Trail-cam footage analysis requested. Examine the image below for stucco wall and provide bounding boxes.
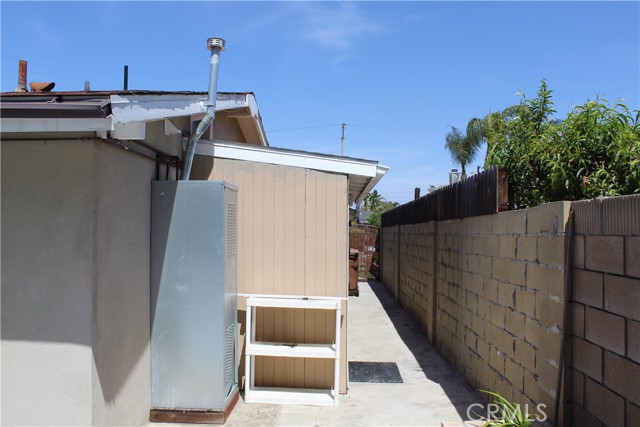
[2,139,155,426]
[90,142,154,425]
[2,140,95,426]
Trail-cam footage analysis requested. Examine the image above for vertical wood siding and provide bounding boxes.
[192,156,348,392]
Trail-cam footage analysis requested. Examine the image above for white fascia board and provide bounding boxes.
[0,117,112,133]
[195,140,379,178]
[246,94,269,146]
[354,164,389,205]
[110,93,249,124]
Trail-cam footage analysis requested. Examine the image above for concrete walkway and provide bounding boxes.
[154,281,482,427]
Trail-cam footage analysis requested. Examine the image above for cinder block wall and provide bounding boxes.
[570,195,640,427]
[380,201,571,422]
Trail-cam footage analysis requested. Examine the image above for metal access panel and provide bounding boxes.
[151,180,238,411]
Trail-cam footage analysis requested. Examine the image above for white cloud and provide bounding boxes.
[293,2,383,50]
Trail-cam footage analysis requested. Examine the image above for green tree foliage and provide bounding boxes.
[484,80,640,208]
[363,189,383,211]
[444,118,485,178]
[362,190,398,226]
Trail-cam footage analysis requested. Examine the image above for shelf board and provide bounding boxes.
[247,297,339,310]
[246,387,336,407]
[246,342,336,359]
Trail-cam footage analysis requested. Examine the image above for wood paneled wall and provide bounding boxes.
[192,156,349,392]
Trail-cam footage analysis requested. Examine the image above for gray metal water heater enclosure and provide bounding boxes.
[151,181,238,411]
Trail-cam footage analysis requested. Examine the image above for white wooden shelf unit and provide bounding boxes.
[244,296,342,407]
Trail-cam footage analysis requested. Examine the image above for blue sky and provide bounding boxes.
[2,1,639,203]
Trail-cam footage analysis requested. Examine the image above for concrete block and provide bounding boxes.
[604,350,640,406]
[485,322,500,348]
[573,269,603,308]
[572,198,602,235]
[571,403,601,427]
[573,303,585,338]
[477,255,492,278]
[573,234,585,269]
[464,328,478,352]
[505,357,524,391]
[497,283,516,307]
[572,369,584,406]
[498,330,516,358]
[584,377,625,427]
[516,236,537,262]
[602,194,640,236]
[629,320,640,364]
[476,297,490,322]
[465,291,478,313]
[471,236,485,255]
[536,327,561,365]
[527,201,571,235]
[485,236,499,257]
[527,263,564,300]
[535,294,564,330]
[538,235,565,267]
[506,209,527,235]
[515,340,535,373]
[492,258,526,286]
[523,369,539,403]
[585,307,625,356]
[628,401,640,427]
[604,275,640,321]
[525,317,543,346]
[572,336,603,382]
[627,236,640,278]
[484,279,498,303]
[515,288,536,317]
[492,213,508,235]
[476,337,489,361]
[490,303,506,328]
[536,356,559,392]
[585,235,624,275]
[494,377,516,403]
[499,235,517,259]
[505,310,526,338]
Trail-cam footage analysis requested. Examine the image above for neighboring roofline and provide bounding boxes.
[1,91,269,146]
[195,139,388,204]
[0,90,254,98]
[1,117,112,133]
[196,139,379,176]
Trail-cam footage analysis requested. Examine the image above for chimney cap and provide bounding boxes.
[207,37,225,51]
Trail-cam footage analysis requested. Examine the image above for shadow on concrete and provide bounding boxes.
[367,279,484,421]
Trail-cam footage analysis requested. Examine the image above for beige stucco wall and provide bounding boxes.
[90,142,154,425]
[2,140,95,426]
[192,156,349,393]
[2,139,155,426]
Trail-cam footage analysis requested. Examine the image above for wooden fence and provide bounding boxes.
[381,167,508,227]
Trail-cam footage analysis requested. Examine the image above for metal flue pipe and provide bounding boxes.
[182,37,225,180]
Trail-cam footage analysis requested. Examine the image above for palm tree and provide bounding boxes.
[363,190,383,211]
[444,118,484,179]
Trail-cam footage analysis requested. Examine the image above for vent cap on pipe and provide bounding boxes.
[207,38,225,51]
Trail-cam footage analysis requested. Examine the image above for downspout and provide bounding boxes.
[182,37,225,180]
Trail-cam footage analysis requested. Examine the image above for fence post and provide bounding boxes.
[430,220,438,344]
[394,224,400,301]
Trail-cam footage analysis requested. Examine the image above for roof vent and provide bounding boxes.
[207,37,225,51]
[29,82,56,92]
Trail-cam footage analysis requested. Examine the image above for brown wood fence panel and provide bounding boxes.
[382,167,507,226]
